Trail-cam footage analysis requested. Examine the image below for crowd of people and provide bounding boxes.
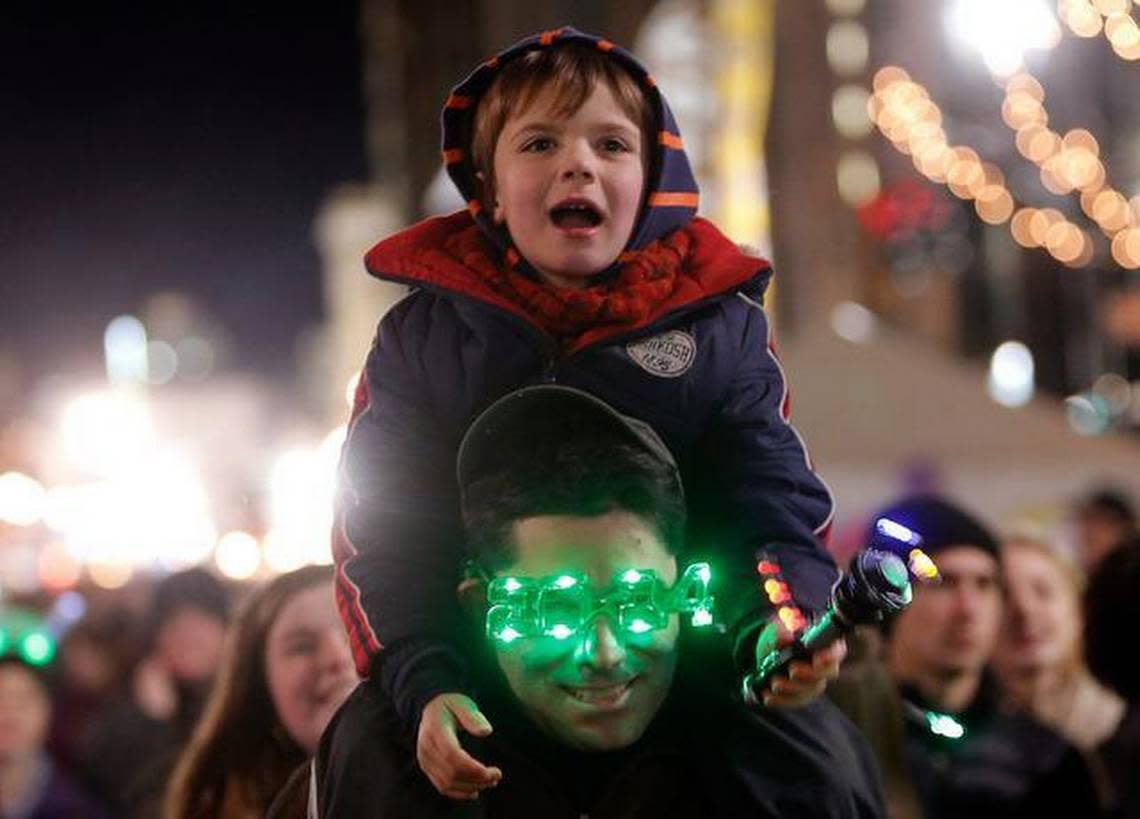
[5,24,1140,819]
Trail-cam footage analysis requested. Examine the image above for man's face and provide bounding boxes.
[491,81,646,289]
[491,509,678,751]
[889,546,1003,678]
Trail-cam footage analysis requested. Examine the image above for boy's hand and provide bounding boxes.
[417,693,503,800]
[754,620,847,708]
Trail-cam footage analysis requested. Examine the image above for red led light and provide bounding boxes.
[756,560,781,576]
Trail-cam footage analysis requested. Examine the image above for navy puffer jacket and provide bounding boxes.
[334,27,836,732]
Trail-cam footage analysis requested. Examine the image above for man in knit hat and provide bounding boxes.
[862,495,1100,819]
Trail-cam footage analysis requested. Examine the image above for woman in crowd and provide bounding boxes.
[165,564,357,819]
[0,655,110,819]
[995,536,1140,817]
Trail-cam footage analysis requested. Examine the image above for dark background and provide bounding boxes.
[1,2,369,381]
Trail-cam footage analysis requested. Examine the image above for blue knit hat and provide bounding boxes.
[865,495,999,560]
[440,26,699,278]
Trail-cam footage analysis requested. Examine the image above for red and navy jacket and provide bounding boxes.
[334,27,837,732]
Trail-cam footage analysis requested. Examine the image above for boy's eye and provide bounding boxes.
[600,137,631,153]
[522,136,554,152]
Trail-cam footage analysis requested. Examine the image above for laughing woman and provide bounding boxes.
[165,565,358,819]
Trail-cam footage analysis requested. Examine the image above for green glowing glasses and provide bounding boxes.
[486,562,715,644]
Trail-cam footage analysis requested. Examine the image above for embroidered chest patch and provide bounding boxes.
[625,330,696,378]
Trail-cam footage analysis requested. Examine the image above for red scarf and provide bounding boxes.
[471,230,691,347]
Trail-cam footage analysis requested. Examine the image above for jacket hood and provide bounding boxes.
[440,26,699,276]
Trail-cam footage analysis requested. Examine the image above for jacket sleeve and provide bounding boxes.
[689,291,838,671]
[333,295,472,734]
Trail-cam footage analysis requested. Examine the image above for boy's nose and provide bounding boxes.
[560,143,596,180]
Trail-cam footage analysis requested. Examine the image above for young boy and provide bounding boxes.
[335,27,842,797]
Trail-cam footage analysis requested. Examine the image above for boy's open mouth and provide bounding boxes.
[550,201,604,230]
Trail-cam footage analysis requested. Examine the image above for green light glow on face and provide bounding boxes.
[485,562,715,644]
[926,711,966,739]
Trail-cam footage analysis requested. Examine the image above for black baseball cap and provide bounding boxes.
[457,385,682,518]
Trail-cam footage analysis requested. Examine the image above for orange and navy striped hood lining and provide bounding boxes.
[440,26,699,276]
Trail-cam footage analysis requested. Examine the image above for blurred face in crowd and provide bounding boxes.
[0,663,50,762]
[889,546,1003,679]
[264,583,357,755]
[492,509,678,751]
[1076,509,1130,572]
[156,607,228,683]
[997,543,1081,676]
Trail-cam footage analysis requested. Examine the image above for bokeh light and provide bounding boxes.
[988,341,1035,407]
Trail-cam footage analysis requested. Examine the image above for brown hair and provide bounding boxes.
[164,565,333,819]
[470,40,655,209]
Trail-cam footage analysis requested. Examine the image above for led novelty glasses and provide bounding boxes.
[486,562,715,644]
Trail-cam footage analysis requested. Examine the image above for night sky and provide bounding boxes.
[1,2,368,385]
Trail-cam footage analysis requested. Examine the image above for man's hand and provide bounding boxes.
[753,620,847,708]
[417,693,502,800]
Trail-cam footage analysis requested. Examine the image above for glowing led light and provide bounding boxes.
[21,633,55,666]
[927,711,966,739]
[556,575,579,589]
[548,624,574,640]
[628,619,653,634]
[909,549,940,580]
[696,565,711,584]
[503,578,522,593]
[497,626,521,643]
[988,340,1035,407]
[777,606,807,632]
[756,560,780,576]
[692,608,714,627]
[876,518,922,546]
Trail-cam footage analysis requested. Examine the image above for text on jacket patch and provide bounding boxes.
[625,330,696,378]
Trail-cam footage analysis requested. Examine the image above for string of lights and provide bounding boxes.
[868,67,1096,269]
[1058,0,1140,61]
[999,71,1140,268]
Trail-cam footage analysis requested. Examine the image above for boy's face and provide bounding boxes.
[491,82,647,289]
[491,509,678,751]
